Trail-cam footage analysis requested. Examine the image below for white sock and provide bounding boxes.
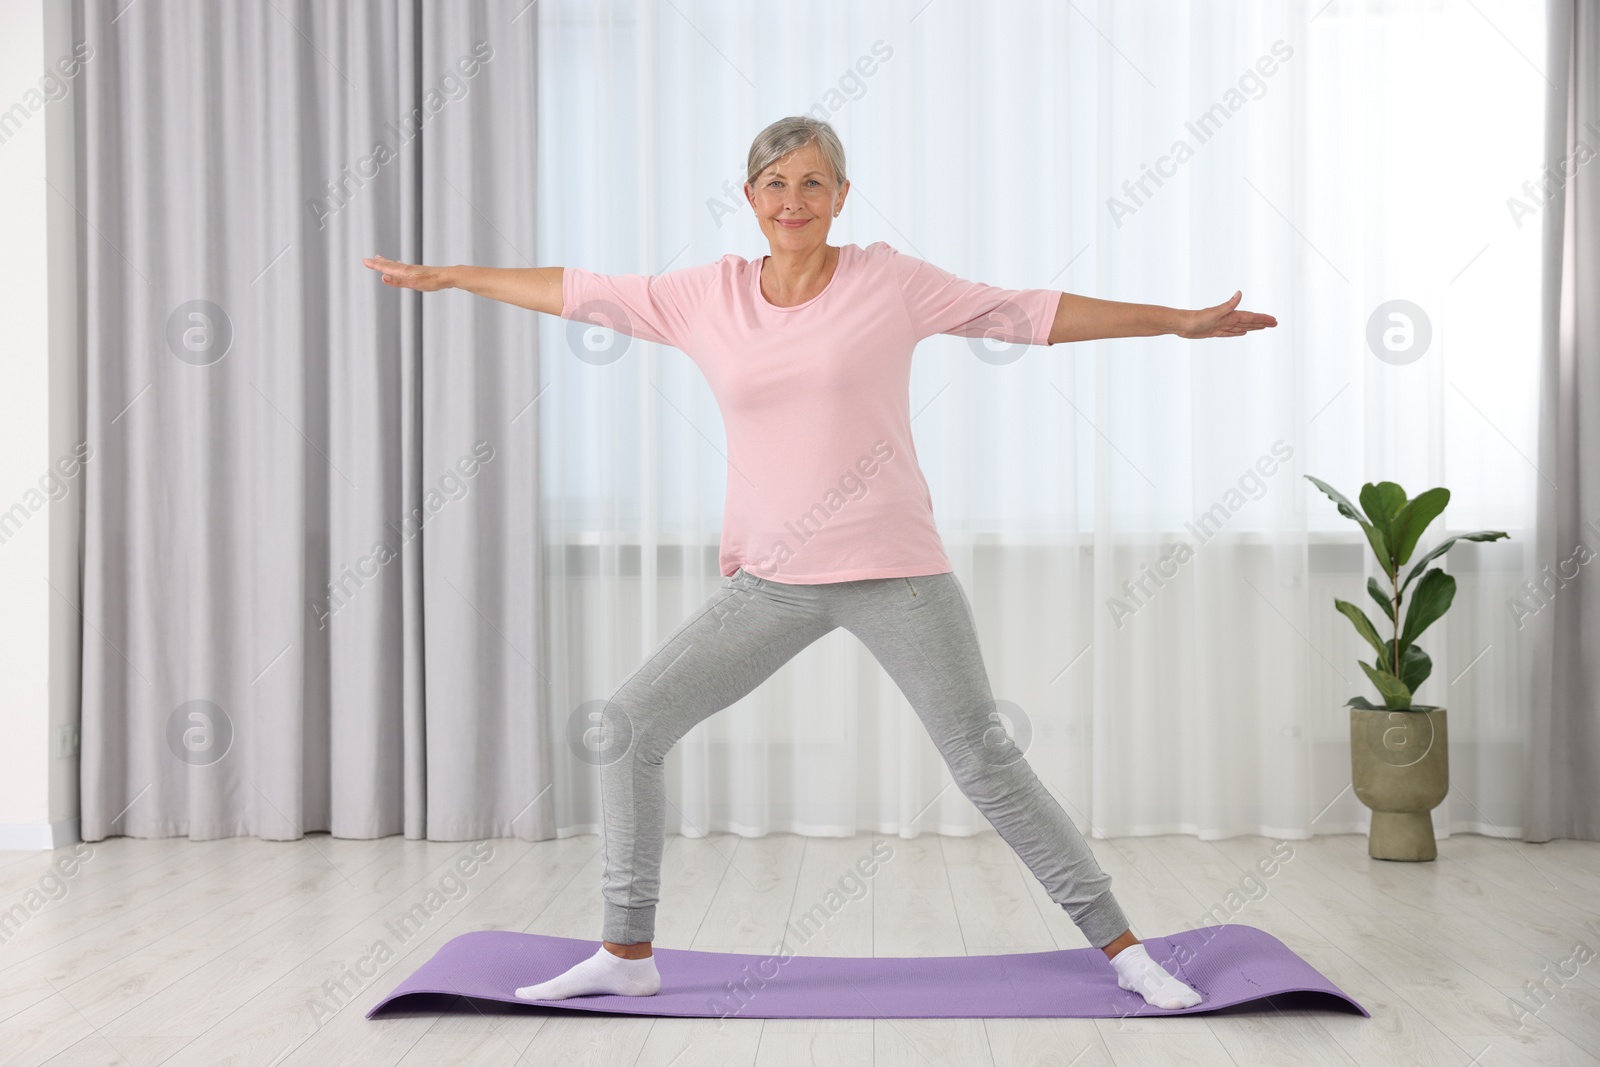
[515,944,661,1000]
[1109,942,1202,1010]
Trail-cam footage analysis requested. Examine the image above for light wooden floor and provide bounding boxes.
[0,828,1596,1066]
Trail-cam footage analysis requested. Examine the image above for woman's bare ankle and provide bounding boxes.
[603,940,653,959]
[1100,929,1140,961]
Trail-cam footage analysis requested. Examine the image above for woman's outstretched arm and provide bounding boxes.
[1046,289,1277,344]
[362,255,564,316]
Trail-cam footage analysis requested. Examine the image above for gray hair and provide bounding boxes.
[745,116,848,191]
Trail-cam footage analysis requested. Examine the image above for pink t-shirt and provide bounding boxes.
[559,240,1061,584]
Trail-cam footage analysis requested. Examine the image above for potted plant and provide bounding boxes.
[1306,477,1509,861]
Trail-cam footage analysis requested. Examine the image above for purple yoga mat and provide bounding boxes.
[366,923,1366,1020]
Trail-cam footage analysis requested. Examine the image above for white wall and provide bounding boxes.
[0,0,83,850]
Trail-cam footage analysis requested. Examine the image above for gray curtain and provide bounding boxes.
[76,0,549,842]
[1527,0,1600,842]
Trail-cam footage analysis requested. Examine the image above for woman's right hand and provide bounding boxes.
[363,254,452,292]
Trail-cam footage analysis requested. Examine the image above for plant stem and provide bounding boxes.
[1391,560,1401,693]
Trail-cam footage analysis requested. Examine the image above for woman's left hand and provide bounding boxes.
[1178,291,1278,339]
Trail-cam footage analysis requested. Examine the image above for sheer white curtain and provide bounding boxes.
[533,0,1545,844]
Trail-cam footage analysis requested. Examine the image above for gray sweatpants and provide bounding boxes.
[596,566,1131,949]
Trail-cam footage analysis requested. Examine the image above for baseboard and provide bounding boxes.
[0,818,82,850]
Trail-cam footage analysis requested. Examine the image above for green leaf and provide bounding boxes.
[1397,644,1432,693]
[1367,576,1395,626]
[1335,598,1389,665]
[1361,524,1391,571]
[1304,475,1367,525]
[1400,568,1457,650]
[1359,481,1408,525]
[1359,659,1412,709]
[1345,695,1383,710]
[1401,530,1511,594]
[1307,476,1391,570]
[1359,482,1409,567]
[1389,487,1449,567]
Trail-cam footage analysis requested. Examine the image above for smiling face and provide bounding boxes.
[744,139,849,257]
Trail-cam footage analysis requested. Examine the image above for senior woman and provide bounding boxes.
[363,115,1275,1011]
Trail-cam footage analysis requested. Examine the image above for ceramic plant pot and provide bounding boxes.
[1349,708,1449,861]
